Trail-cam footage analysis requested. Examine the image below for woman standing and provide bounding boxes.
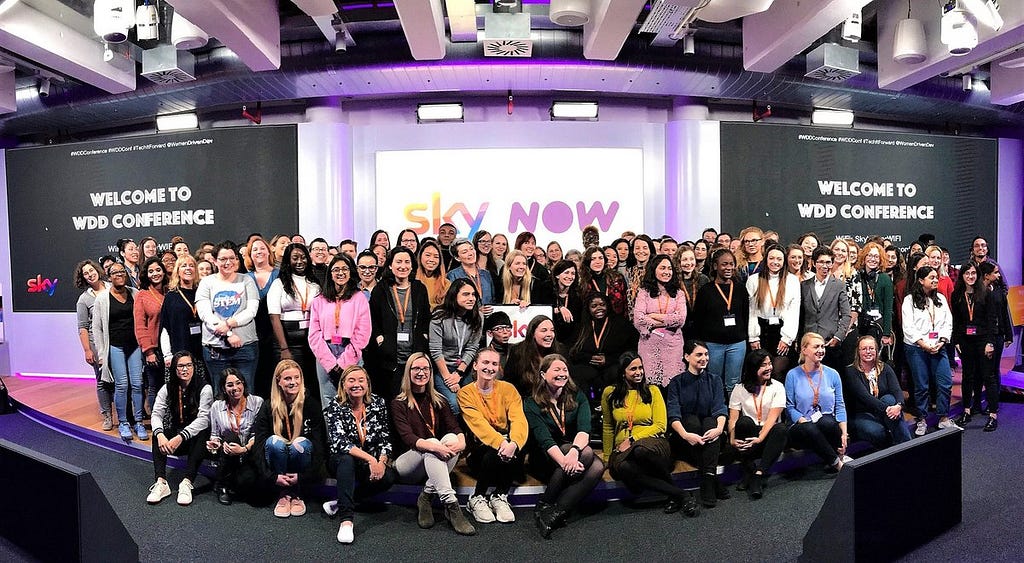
[429,279,483,413]
[855,242,894,351]
[356,250,379,300]
[447,238,496,310]
[545,242,564,265]
[515,231,550,285]
[323,365,397,544]
[902,266,955,436]
[309,254,371,410]
[397,229,420,254]
[491,233,509,271]
[196,243,261,390]
[693,240,710,277]
[602,352,696,516]
[691,249,749,396]
[457,348,528,525]
[75,260,113,430]
[391,354,475,535]
[633,255,687,387]
[118,238,142,289]
[570,294,637,400]
[524,354,604,538]
[785,245,805,280]
[246,237,279,398]
[418,240,450,311]
[499,250,537,307]
[93,262,146,442]
[369,229,391,254]
[843,336,911,448]
[206,368,264,505]
[251,360,326,519]
[367,247,431,400]
[625,235,656,315]
[146,351,213,506]
[159,255,204,366]
[728,350,788,499]
[140,236,158,262]
[134,257,168,414]
[735,226,764,283]
[473,230,500,282]
[974,261,1012,431]
[577,246,627,317]
[746,245,800,380]
[549,260,582,345]
[267,243,321,400]
[785,333,851,471]
[797,233,820,281]
[676,246,709,343]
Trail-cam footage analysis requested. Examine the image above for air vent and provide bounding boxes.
[482,12,533,57]
[483,39,532,57]
[805,43,859,82]
[141,45,197,84]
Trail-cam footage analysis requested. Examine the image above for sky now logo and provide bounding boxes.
[26,275,58,296]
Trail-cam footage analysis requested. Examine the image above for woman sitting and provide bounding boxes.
[147,351,214,506]
[206,367,264,505]
[391,354,475,535]
[251,360,326,519]
[323,365,397,544]
[784,333,852,472]
[457,348,528,525]
[523,354,605,538]
[843,335,911,448]
[728,350,788,500]
[666,340,729,508]
[602,352,697,516]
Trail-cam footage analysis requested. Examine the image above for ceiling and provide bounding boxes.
[1,0,1023,143]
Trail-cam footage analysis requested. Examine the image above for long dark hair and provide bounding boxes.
[641,254,679,298]
[509,315,557,384]
[417,239,446,279]
[570,293,609,358]
[369,229,391,252]
[278,242,312,299]
[741,349,773,394]
[607,351,652,408]
[138,256,166,290]
[754,244,788,309]
[321,253,359,302]
[167,351,208,427]
[910,266,943,310]
[216,367,250,401]
[380,246,419,286]
[433,278,483,333]
[473,230,498,273]
[626,235,656,268]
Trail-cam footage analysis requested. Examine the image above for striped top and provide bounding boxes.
[209,395,265,443]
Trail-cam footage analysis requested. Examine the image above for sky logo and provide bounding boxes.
[27,275,59,296]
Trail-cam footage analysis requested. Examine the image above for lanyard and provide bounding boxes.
[413,400,436,437]
[177,388,184,423]
[178,289,196,318]
[297,279,310,313]
[591,278,607,295]
[392,285,411,325]
[657,291,673,314]
[802,365,822,407]
[334,300,343,331]
[966,293,974,322]
[766,277,778,312]
[592,318,608,350]
[926,301,936,331]
[148,286,165,307]
[229,397,247,433]
[752,385,764,424]
[560,292,570,309]
[624,393,638,437]
[549,403,566,435]
[714,281,734,312]
[865,368,879,397]
[466,270,482,299]
[353,406,367,446]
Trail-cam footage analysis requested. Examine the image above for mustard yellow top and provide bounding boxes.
[601,385,667,458]
[457,380,529,450]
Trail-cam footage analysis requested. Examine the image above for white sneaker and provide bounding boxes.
[488,493,515,523]
[177,478,194,506]
[337,522,354,544]
[147,479,171,504]
[840,455,854,464]
[322,499,339,516]
[467,494,496,523]
[914,419,927,437]
[937,419,961,430]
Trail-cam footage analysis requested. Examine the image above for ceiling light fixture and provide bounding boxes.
[93,0,134,44]
[156,112,199,131]
[416,103,464,123]
[811,108,854,127]
[940,2,978,57]
[893,1,927,65]
[842,10,862,43]
[962,0,1002,31]
[550,101,598,121]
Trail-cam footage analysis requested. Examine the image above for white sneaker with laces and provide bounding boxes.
[937,419,961,430]
[147,479,171,504]
[914,419,927,437]
[489,493,515,523]
[177,478,194,506]
[467,494,496,523]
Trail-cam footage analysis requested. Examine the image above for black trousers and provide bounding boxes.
[538,444,605,511]
[733,415,788,474]
[960,339,999,413]
[788,415,841,467]
[670,414,723,474]
[152,428,210,481]
[467,445,523,496]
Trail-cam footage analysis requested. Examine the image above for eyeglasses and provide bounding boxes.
[217,256,238,263]
[816,260,833,266]
[490,325,513,332]
[357,265,378,271]
[410,366,430,373]
[176,363,193,370]
[331,267,350,274]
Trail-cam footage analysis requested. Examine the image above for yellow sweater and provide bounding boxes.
[601,386,667,458]
[457,380,529,450]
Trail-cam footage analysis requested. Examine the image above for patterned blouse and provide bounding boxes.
[323,394,393,459]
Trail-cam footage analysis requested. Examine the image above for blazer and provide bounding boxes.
[800,276,851,343]
[365,280,431,373]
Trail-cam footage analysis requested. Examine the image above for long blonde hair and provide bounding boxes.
[270,360,305,442]
[395,352,446,411]
[501,250,533,304]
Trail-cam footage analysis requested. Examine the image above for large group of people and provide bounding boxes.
[70,225,1013,542]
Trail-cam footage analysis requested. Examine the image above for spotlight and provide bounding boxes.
[941,2,978,56]
[135,0,159,41]
[37,77,50,97]
[842,10,862,43]
[962,74,973,91]
[335,30,347,52]
[93,0,133,43]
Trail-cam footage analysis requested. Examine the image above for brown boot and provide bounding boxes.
[444,502,477,536]
[417,491,435,529]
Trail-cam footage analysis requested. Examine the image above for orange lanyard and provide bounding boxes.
[178,290,196,318]
[466,270,483,298]
[802,365,822,407]
[680,280,695,309]
[592,319,608,350]
[297,280,310,313]
[177,388,184,422]
[229,397,246,433]
[353,406,367,446]
[657,292,672,314]
[334,300,343,331]
[927,301,936,331]
[624,393,638,436]
[591,279,607,296]
[561,292,570,309]
[714,281,734,312]
[767,279,778,311]
[550,403,566,435]
[148,287,165,307]
[413,400,436,437]
[752,385,764,424]
[391,285,411,325]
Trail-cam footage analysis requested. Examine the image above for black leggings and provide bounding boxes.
[539,444,605,511]
[468,445,523,497]
[733,416,788,474]
[788,415,841,466]
[152,428,210,481]
[671,415,723,474]
[611,444,685,500]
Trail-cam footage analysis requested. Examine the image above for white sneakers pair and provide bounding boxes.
[467,494,515,523]
[146,478,193,506]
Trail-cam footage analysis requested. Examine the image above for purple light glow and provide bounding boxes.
[15,372,96,381]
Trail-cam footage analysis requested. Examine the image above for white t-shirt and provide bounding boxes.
[267,276,321,321]
[729,381,786,425]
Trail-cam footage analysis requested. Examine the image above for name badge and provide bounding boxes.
[965,325,977,336]
[767,316,781,326]
[189,323,202,335]
[928,331,939,340]
[809,410,823,423]
[331,335,344,345]
[397,332,411,343]
[298,320,309,330]
[723,314,737,327]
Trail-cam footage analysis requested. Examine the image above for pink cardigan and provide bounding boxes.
[307,292,371,372]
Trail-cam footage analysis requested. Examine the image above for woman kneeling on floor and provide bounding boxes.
[391,353,475,535]
[251,360,326,519]
[323,365,397,544]
[524,354,605,538]
[147,351,214,506]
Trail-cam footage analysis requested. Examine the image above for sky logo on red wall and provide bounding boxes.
[27,275,59,296]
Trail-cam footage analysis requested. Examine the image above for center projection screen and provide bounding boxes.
[720,123,997,259]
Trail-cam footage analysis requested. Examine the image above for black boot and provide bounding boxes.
[700,474,717,508]
[714,475,731,500]
[736,460,755,491]
[749,473,764,500]
[214,483,232,506]
[681,490,700,517]
[534,503,567,539]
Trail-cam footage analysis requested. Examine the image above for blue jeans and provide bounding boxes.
[706,340,746,398]
[92,359,114,416]
[905,344,952,417]
[434,372,461,415]
[110,345,143,424]
[315,342,347,411]
[204,342,258,391]
[849,394,912,447]
[264,435,313,475]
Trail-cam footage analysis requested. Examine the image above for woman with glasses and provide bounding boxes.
[734,227,764,284]
[309,253,371,410]
[93,262,146,442]
[355,249,379,300]
[146,351,213,506]
[397,229,420,254]
[196,242,261,390]
[473,230,501,284]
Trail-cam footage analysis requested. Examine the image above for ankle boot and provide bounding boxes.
[534,504,568,539]
[417,491,435,528]
[444,502,476,535]
[749,473,764,499]
[681,490,700,517]
[700,474,717,508]
[714,475,731,500]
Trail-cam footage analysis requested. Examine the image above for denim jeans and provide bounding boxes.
[264,435,312,475]
[706,340,746,397]
[110,345,143,424]
[849,394,912,447]
[204,342,259,390]
[143,358,165,413]
[315,342,347,411]
[434,373,461,415]
[92,360,114,416]
[905,344,952,417]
